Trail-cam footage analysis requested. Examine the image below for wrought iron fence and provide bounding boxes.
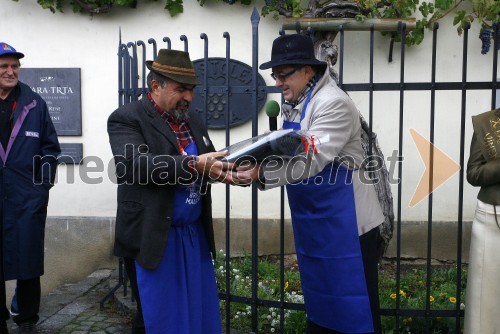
[109,8,499,334]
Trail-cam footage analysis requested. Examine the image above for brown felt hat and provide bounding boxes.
[145,49,200,85]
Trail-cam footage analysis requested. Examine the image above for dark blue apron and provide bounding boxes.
[135,142,221,334]
[283,91,374,333]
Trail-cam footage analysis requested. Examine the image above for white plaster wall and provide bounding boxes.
[2,0,494,222]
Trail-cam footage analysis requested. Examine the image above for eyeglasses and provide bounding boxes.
[271,67,301,82]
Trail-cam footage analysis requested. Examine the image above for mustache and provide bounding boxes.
[176,100,189,109]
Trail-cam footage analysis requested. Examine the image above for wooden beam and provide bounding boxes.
[282,17,416,32]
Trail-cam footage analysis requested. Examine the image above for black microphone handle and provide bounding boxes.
[269,117,277,131]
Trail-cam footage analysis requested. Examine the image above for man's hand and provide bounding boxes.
[195,151,236,184]
[230,160,262,186]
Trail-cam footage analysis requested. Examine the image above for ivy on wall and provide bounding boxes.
[15,0,499,54]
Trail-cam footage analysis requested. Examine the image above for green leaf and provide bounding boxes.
[115,0,138,6]
[485,1,500,23]
[419,2,429,17]
[355,14,367,22]
[453,10,466,25]
[165,0,183,17]
[434,0,453,10]
[412,27,425,44]
[37,0,56,10]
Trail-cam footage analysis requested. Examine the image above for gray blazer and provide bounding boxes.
[107,98,216,269]
[261,71,384,236]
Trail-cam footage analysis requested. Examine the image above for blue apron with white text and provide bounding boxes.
[135,142,221,334]
[283,92,374,333]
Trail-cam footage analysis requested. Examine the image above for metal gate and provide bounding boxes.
[110,8,499,334]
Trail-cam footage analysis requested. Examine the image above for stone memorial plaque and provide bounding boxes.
[19,68,82,136]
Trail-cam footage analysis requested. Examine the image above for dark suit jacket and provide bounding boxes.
[467,108,500,205]
[107,98,216,269]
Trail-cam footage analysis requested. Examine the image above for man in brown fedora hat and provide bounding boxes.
[241,33,385,333]
[108,49,248,334]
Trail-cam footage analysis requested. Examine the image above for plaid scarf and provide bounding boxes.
[281,73,320,118]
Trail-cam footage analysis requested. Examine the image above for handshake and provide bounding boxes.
[194,151,261,186]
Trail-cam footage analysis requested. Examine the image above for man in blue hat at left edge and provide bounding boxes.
[0,42,61,334]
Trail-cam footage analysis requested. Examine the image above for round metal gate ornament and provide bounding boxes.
[191,58,268,129]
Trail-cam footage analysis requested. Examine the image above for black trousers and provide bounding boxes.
[0,277,40,325]
[306,227,382,334]
[123,257,145,334]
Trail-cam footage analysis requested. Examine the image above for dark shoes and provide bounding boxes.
[17,323,37,334]
[0,321,8,334]
[131,324,146,334]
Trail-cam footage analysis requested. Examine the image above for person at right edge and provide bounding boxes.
[250,34,385,333]
[464,107,500,334]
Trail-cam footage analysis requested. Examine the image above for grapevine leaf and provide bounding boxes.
[453,10,466,26]
[165,0,183,17]
[434,0,453,10]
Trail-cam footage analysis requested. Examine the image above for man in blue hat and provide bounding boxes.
[0,42,60,334]
[251,34,385,333]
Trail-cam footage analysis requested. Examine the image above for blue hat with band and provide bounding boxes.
[0,42,24,59]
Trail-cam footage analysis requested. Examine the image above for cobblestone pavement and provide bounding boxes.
[6,269,135,334]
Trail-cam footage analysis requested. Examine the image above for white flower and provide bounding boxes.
[460,303,465,310]
[271,328,275,333]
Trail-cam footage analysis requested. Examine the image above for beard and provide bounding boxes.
[172,109,189,122]
[171,100,190,122]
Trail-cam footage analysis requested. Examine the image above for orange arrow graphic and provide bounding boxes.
[409,128,461,208]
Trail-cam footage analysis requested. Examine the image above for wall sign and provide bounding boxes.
[58,143,83,165]
[19,68,82,136]
[191,58,267,129]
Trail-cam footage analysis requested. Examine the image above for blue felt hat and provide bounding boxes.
[0,42,24,59]
[259,34,326,70]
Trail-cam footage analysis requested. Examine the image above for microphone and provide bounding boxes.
[265,100,280,131]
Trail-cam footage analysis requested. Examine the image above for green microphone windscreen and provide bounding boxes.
[265,100,280,118]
